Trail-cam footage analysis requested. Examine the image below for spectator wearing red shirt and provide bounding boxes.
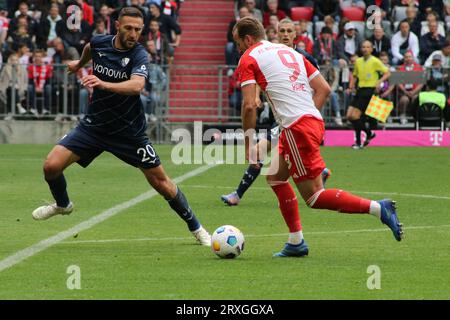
[396,50,424,124]
[263,0,286,28]
[294,20,313,54]
[76,0,94,26]
[27,49,53,115]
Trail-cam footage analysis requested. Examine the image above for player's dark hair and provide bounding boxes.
[118,6,143,20]
[234,16,265,41]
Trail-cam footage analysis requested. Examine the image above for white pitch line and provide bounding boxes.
[179,184,450,201]
[60,224,450,245]
[0,164,217,273]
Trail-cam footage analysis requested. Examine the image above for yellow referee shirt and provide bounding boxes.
[353,55,388,88]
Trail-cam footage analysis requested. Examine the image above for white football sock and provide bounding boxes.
[288,231,304,245]
[369,201,381,218]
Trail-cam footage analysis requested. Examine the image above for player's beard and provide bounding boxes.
[119,33,136,50]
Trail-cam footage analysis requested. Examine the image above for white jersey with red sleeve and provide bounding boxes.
[237,40,322,128]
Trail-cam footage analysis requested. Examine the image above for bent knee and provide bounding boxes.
[43,159,64,179]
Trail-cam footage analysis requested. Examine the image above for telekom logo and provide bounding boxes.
[430,132,443,146]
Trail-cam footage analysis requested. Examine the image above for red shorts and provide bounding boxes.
[278,116,326,184]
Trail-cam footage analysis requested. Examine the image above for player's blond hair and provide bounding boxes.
[234,16,265,41]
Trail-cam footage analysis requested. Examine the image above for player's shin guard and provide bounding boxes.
[46,174,70,208]
[307,189,371,214]
[167,187,201,231]
[270,181,302,232]
[235,163,262,199]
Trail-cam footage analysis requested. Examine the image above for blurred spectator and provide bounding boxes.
[228,68,241,115]
[51,37,80,63]
[420,11,446,37]
[0,5,9,51]
[397,50,424,124]
[149,3,181,49]
[314,26,339,65]
[314,0,339,21]
[418,0,445,21]
[391,20,419,65]
[225,6,251,66]
[377,51,396,101]
[92,17,107,36]
[404,5,421,37]
[145,39,159,63]
[424,41,450,68]
[27,49,52,115]
[339,0,366,10]
[268,14,279,29]
[0,52,28,115]
[36,3,62,50]
[96,4,114,35]
[55,4,92,56]
[420,20,446,63]
[337,22,362,63]
[266,25,278,42]
[322,15,338,39]
[244,0,263,22]
[8,1,38,39]
[294,20,313,54]
[17,42,30,64]
[368,25,391,59]
[141,60,167,123]
[263,0,286,28]
[428,54,448,93]
[322,58,344,125]
[76,0,94,26]
[148,18,172,65]
[6,15,35,53]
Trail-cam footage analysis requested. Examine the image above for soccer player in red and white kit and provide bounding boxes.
[233,17,403,257]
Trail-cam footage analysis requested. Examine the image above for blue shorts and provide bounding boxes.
[59,126,161,169]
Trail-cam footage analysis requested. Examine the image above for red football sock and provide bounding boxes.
[307,189,371,214]
[270,182,302,232]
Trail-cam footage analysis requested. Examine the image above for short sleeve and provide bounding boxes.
[376,57,388,74]
[131,48,149,78]
[237,55,257,87]
[302,55,319,81]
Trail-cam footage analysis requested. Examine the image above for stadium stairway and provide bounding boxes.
[168,0,235,122]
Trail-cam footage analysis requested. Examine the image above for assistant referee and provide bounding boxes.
[346,40,391,149]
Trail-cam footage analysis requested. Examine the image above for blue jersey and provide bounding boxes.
[80,35,149,137]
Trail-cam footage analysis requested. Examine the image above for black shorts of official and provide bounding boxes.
[58,125,161,169]
[350,87,375,112]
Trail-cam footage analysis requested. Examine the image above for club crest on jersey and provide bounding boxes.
[121,57,130,67]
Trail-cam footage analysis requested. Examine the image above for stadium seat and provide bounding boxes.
[392,6,407,22]
[416,103,445,130]
[341,7,365,22]
[290,7,314,21]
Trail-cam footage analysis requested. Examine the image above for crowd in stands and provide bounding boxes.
[0,0,181,121]
[227,0,450,127]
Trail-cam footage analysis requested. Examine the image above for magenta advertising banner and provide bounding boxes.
[324,130,450,147]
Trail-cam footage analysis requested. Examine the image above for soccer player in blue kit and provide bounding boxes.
[32,7,211,246]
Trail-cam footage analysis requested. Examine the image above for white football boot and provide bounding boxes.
[32,202,74,220]
[192,226,211,246]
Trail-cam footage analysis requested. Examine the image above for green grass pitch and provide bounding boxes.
[0,144,449,299]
